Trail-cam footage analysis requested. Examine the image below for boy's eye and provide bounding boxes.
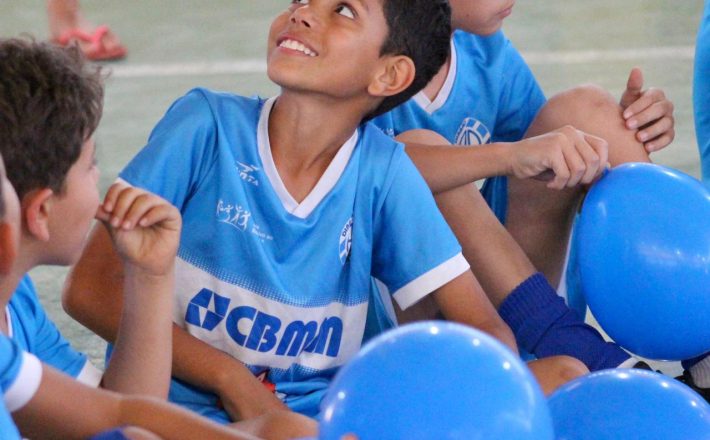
[336,4,355,19]
[291,0,309,4]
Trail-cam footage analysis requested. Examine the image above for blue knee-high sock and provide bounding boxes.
[499,272,630,371]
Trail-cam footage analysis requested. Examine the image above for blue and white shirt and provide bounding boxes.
[0,334,43,439]
[372,29,546,221]
[7,275,102,385]
[119,88,468,419]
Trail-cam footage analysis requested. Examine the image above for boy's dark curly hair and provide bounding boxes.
[0,38,104,198]
[367,0,451,120]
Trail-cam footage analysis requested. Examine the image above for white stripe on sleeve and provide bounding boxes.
[5,352,43,412]
[392,253,470,311]
[75,361,103,387]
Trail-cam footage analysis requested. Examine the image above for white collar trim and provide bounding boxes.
[257,97,359,219]
[412,38,458,114]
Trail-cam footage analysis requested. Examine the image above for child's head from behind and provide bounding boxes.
[449,0,514,35]
[0,38,103,266]
[267,0,451,120]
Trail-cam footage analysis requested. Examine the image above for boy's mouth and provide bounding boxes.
[277,37,318,57]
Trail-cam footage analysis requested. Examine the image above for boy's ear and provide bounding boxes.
[0,222,17,275]
[21,188,54,242]
[368,55,416,98]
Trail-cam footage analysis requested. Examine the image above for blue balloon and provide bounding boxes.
[549,369,710,439]
[576,163,710,360]
[319,322,553,440]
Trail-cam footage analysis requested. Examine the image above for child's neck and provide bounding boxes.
[268,92,365,203]
[421,54,452,103]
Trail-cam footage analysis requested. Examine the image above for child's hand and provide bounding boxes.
[96,183,181,276]
[620,67,675,153]
[507,125,609,190]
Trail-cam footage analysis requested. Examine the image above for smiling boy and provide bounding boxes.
[64,0,586,423]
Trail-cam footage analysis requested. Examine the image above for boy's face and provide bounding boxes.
[45,138,100,265]
[449,0,514,35]
[266,0,390,99]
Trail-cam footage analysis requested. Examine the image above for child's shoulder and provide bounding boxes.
[175,87,265,117]
[359,122,407,161]
[452,29,515,62]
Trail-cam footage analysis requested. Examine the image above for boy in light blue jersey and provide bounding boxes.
[370,0,677,373]
[64,0,587,424]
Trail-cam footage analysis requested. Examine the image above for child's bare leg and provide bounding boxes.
[527,356,589,396]
[47,0,124,54]
[506,85,651,287]
[230,409,318,440]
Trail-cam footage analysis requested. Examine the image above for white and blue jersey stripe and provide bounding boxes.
[0,334,44,439]
[119,88,468,419]
[8,275,101,386]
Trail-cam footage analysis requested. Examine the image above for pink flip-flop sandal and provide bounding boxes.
[52,25,127,61]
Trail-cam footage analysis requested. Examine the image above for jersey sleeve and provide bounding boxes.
[9,276,89,380]
[0,335,43,412]
[494,40,546,142]
[119,88,219,208]
[371,148,470,310]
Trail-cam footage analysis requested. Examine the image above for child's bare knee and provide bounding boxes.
[551,355,589,382]
[533,84,621,134]
[395,128,451,146]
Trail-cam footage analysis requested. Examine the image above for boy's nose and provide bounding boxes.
[290,6,316,28]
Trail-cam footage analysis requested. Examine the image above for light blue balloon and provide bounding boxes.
[549,369,710,439]
[319,321,553,440]
[576,163,710,360]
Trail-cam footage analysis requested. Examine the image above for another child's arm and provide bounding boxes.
[63,225,287,421]
[402,125,609,193]
[89,183,180,398]
[432,271,518,353]
[620,67,675,153]
[12,362,261,440]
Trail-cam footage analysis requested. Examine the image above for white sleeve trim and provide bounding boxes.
[75,361,103,387]
[392,253,470,310]
[5,352,43,412]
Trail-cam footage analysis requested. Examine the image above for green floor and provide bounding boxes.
[1,0,703,370]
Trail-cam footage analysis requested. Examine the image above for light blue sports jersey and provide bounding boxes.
[372,29,546,222]
[0,334,44,439]
[119,88,469,420]
[7,275,99,384]
[695,0,710,187]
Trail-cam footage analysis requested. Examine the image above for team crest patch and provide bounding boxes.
[454,117,491,146]
[339,217,353,265]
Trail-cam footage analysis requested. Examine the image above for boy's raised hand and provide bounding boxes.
[620,67,675,153]
[507,125,609,190]
[95,183,181,276]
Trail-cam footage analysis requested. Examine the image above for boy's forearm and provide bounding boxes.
[434,271,519,354]
[102,265,175,397]
[118,396,262,440]
[171,325,288,420]
[15,364,259,440]
[404,142,513,193]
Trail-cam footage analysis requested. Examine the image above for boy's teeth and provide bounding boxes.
[280,39,316,56]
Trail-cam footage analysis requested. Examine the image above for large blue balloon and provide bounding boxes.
[575,163,710,360]
[549,368,710,439]
[319,322,553,440]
